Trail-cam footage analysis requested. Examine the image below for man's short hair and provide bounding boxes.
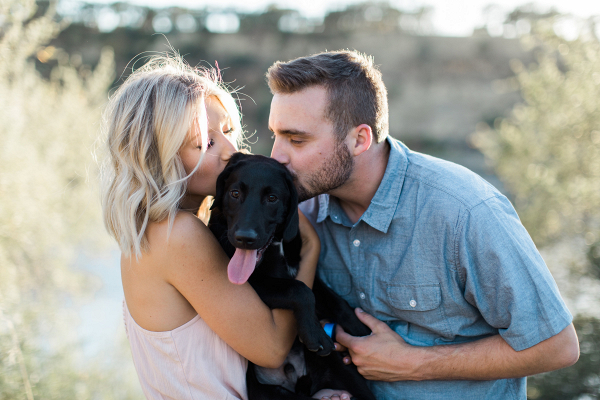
[266,50,389,143]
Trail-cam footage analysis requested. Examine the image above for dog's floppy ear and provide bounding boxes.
[210,152,246,211]
[282,170,299,243]
[210,168,229,211]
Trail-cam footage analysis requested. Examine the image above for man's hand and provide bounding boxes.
[336,308,580,382]
[335,308,418,381]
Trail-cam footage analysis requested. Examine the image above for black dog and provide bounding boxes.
[209,153,375,400]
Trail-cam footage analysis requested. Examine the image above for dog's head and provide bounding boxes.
[211,153,299,284]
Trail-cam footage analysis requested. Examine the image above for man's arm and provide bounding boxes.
[335,308,579,382]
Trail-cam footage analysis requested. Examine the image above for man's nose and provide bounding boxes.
[270,137,289,165]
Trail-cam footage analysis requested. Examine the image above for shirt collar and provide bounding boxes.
[316,136,408,233]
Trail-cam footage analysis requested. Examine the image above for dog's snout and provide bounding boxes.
[234,229,259,247]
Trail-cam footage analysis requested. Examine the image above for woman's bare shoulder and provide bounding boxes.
[146,212,215,251]
[122,211,213,331]
[142,211,225,273]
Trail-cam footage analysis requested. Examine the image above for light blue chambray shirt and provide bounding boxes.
[299,137,572,400]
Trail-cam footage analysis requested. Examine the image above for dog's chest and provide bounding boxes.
[258,241,299,280]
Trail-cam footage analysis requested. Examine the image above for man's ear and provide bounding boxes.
[348,124,373,156]
[210,152,246,211]
[282,170,299,243]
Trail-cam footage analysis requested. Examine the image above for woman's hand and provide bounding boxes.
[312,389,352,400]
[295,209,320,289]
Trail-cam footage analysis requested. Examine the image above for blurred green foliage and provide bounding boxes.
[527,316,600,399]
[472,15,600,399]
[472,18,600,250]
[0,0,140,398]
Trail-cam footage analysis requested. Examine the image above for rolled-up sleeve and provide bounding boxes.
[456,195,572,351]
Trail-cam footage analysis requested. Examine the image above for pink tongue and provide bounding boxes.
[228,248,257,284]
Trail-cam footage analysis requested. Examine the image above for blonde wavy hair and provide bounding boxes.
[100,55,242,258]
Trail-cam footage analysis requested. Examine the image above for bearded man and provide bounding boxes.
[267,50,579,400]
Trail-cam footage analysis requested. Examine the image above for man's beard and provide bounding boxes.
[293,141,354,202]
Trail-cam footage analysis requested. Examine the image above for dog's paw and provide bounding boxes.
[297,320,335,356]
[344,321,371,338]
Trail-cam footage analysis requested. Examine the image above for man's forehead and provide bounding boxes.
[269,89,329,132]
[271,86,328,108]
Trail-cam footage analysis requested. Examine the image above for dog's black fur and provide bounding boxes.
[209,153,375,400]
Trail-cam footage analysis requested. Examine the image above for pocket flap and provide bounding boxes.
[387,284,441,311]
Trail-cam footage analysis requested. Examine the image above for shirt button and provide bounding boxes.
[359,292,366,300]
[409,299,417,308]
[353,239,360,247]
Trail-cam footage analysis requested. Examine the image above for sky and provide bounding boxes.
[90,0,600,36]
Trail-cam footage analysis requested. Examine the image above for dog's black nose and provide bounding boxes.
[234,229,259,247]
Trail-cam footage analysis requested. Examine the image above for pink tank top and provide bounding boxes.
[123,301,248,399]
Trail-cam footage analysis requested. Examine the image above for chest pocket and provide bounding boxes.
[386,283,452,338]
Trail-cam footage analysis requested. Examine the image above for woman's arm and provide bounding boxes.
[294,210,320,289]
[155,211,320,368]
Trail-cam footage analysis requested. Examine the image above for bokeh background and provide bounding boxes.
[1,0,599,398]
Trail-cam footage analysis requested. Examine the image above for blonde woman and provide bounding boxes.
[100,56,326,399]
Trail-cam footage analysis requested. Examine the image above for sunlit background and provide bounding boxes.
[1,0,600,398]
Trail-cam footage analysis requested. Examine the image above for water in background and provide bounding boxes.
[75,246,125,358]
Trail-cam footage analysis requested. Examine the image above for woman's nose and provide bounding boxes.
[222,137,236,161]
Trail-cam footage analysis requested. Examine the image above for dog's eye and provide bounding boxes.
[267,195,278,203]
[230,190,240,199]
